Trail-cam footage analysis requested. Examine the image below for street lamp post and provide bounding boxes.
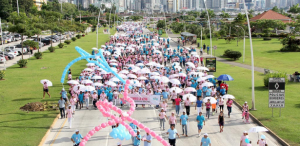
[97,1,102,49]
[243,0,255,110]
[236,25,245,63]
[203,0,213,57]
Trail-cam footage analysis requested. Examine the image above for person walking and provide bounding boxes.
[180,111,189,137]
[195,97,203,115]
[143,132,152,146]
[207,46,210,54]
[60,88,68,102]
[175,96,181,116]
[205,99,211,119]
[133,130,141,146]
[166,125,180,146]
[84,91,90,109]
[200,47,203,55]
[67,105,73,128]
[70,96,77,114]
[159,108,168,130]
[226,99,233,118]
[242,101,249,119]
[130,122,138,143]
[203,44,206,52]
[58,97,66,119]
[219,97,224,111]
[43,82,51,99]
[200,133,211,146]
[71,130,83,146]
[218,111,224,133]
[92,91,98,109]
[169,112,177,128]
[184,97,191,116]
[257,135,267,146]
[240,131,249,146]
[196,112,205,136]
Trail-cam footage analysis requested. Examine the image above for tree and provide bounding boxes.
[234,13,247,24]
[200,10,216,20]
[0,0,13,20]
[219,11,230,19]
[272,6,280,13]
[288,4,300,13]
[252,19,286,38]
[8,12,31,59]
[157,20,166,29]
[248,9,254,15]
[43,11,61,47]
[29,5,39,15]
[12,0,34,14]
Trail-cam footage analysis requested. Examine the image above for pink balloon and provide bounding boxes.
[127,111,133,116]
[156,136,163,142]
[95,126,101,131]
[89,130,95,135]
[138,123,145,129]
[84,136,89,141]
[101,123,107,128]
[132,120,138,125]
[150,131,156,137]
[130,106,135,111]
[112,106,117,111]
[130,131,135,136]
[114,118,120,123]
[79,142,85,146]
[120,121,126,125]
[116,108,122,114]
[108,120,113,126]
[145,128,150,133]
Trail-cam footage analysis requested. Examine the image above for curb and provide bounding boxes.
[38,114,60,146]
[232,100,290,146]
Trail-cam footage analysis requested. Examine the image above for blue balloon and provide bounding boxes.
[125,133,131,140]
[245,138,250,144]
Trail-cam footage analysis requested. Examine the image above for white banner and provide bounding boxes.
[128,94,160,105]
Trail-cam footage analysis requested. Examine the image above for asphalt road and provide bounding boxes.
[42,27,282,146]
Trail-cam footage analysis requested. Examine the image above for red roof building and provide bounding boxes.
[250,10,293,23]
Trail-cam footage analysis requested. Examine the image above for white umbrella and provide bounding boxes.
[197,77,207,82]
[160,76,170,83]
[137,76,148,80]
[248,126,269,140]
[105,81,117,86]
[110,77,120,82]
[154,50,162,54]
[133,82,142,87]
[153,43,159,46]
[146,62,157,66]
[186,63,195,68]
[172,62,180,66]
[127,74,137,79]
[118,74,128,79]
[110,63,118,66]
[203,97,217,104]
[110,59,118,63]
[151,72,160,76]
[81,80,93,84]
[103,51,111,55]
[91,76,102,80]
[101,45,106,48]
[136,63,144,66]
[119,70,129,74]
[93,83,103,87]
[92,47,98,50]
[169,74,179,79]
[202,82,214,87]
[184,87,196,92]
[191,52,198,55]
[170,87,183,93]
[67,80,79,85]
[86,63,95,66]
[73,84,85,91]
[186,62,194,66]
[83,86,95,91]
[84,68,93,72]
[111,67,118,72]
[139,69,151,74]
[182,94,197,102]
[40,79,53,86]
[170,79,180,85]
[100,71,110,74]
[222,94,235,99]
[174,66,182,70]
[206,75,215,79]
[150,76,160,80]
[197,66,209,71]
[178,73,187,77]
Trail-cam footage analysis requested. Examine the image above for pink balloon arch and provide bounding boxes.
[79,80,170,146]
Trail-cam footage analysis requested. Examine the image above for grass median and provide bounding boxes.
[214,61,300,145]
[0,28,115,146]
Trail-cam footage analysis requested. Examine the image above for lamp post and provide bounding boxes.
[243,0,255,110]
[96,0,102,49]
[203,0,213,57]
[17,0,19,16]
[236,25,245,63]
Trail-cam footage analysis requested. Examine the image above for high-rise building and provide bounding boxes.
[167,0,173,12]
[34,0,47,10]
[265,0,271,8]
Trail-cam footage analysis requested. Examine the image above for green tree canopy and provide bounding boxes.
[0,0,13,20]
[157,20,166,29]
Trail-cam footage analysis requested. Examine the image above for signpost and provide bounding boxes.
[205,57,216,72]
[158,29,162,35]
[268,78,285,117]
[213,45,217,56]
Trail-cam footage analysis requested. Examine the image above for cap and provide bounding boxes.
[245,101,247,103]
[75,129,79,132]
[62,88,65,91]
[204,133,208,136]
[244,131,248,133]
[183,111,185,113]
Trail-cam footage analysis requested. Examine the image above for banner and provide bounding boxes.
[128,94,160,105]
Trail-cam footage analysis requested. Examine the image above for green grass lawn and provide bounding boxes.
[214,61,300,145]
[198,38,300,73]
[0,28,115,146]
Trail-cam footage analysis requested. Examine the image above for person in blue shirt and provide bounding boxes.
[130,122,138,143]
[202,86,207,98]
[196,87,202,98]
[206,87,212,97]
[143,132,152,146]
[200,133,211,146]
[78,91,84,109]
[97,87,101,99]
[107,91,113,102]
[180,111,189,137]
[167,125,180,146]
[162,90,169,101]
[220,86,226,96]
[207,45,210,54]
[196,112,205,136]
[195,97,203,115]
[71,130,83,146]
[133,130,141,146]
[60,88,67,102]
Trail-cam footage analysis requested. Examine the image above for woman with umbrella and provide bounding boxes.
[43,82,51,99]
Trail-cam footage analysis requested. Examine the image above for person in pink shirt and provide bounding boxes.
[240,131,249,146]
[226,99,233,118]
[184,97,191,116]
[100,91,106,101]
[92,92,98,109]
[160,101,168,112]
[70,96,77,113]
[66,105,73,128]
[169,112,177,128]
[159,109,168,130]
[218,97,224,112]
[84,91,90,109]
[171,90,177,106]
[43,82,51,99]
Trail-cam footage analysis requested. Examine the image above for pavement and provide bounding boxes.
[41,27,282,146]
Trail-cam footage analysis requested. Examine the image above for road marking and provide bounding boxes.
[50,118,67,146]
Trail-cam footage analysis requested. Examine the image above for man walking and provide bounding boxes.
[133,130,141,146]
[175,96,181,116]
[196,112,205,136]
[195,97,203,115]
[180,111,189,137]
[143,132,152,146]
[71,130,83,146]
[58,97,66,119]
[200,133,211,146]
[166,125,180,146]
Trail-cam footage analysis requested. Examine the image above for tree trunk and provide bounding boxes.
[21,34,23,59]
[38,34,40,53]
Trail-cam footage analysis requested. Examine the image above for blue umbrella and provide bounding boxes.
[217,74,234,81]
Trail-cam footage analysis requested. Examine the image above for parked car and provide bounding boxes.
[4,47,18,57]
[57,34,66,40]
[41,38,51,45]
[0,55,7,63]
[0,52,15,60]
[14,34,26,41]
[6,35,15,43]
[14,45,29,55]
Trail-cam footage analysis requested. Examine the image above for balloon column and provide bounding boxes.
[79,80,170,146]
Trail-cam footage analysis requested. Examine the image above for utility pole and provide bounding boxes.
[97,0,102,49]
[17,0,19,16]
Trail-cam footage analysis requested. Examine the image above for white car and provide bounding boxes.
[0,55,6,63]
[4,47,18,57]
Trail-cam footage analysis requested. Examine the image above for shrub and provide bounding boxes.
[76,34,81,39]
[71,37,77,41]
[34,52,43,59]
[223,49,232,57]
[58,43,64,48]
[263,72,288,87]
[48,47,55,52]
[17,59,28,68]
[0,70,5,80]
[263,37,272,41]
[227,51,242,60]
[64,40,71,44]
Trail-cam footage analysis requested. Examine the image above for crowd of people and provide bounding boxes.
[52,22,266,146]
